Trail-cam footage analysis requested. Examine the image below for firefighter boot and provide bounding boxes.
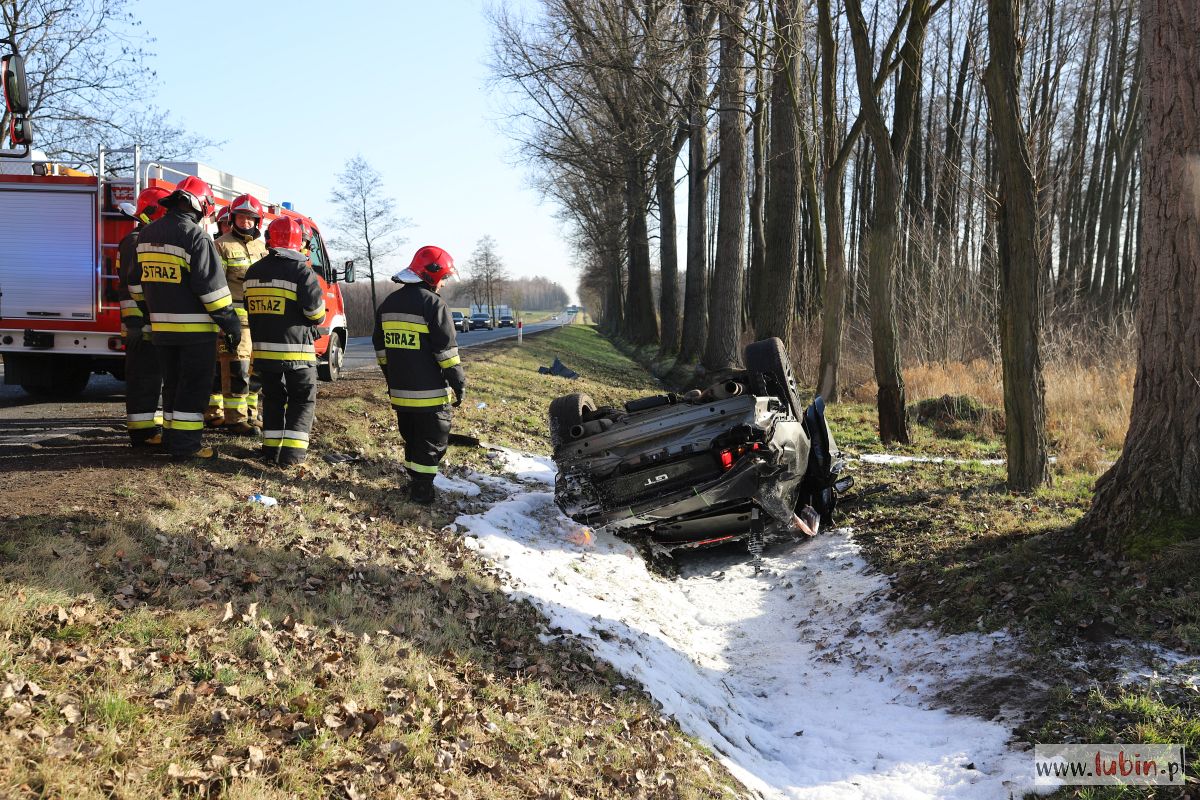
[408,479,436,506]
[172,445,218,462]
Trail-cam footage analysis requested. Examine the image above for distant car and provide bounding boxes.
[498,314,516,328]
[470,313,493,330]
[451,311,468,333]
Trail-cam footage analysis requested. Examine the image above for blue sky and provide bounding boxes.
[132,0,576,299]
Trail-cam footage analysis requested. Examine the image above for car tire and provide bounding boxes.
[549,392,596,449]
[744,337,804,418]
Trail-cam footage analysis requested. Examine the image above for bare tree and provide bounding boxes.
[678,0,713,363]
[846,0,941,444]
[328,155,408,311]
[2,0,216,169]
[466,235,510,324]
[1083,0,1199,542]
[704,0,749,372]
[983,0,1050,490]
[753,0,803,343]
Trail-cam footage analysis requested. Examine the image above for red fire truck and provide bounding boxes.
[0,147,355,397]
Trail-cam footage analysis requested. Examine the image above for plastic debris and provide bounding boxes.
[248,494,278,507]
[476,402,488,409]
[537,357,579,379]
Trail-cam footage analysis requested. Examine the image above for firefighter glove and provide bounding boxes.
[452,388,464,408]
[223,330,241,354]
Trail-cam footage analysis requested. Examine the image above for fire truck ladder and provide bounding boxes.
[97,145,142,316]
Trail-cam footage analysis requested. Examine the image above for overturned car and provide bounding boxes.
[548,338,851,562]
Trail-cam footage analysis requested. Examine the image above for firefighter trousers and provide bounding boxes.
[124,331,162,445]
[217,354,251,425]
[260,365,317,466]
[157,339,217,457]
[394,408,451,484]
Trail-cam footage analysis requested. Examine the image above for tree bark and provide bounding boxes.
[624,157,660,345]
[1084,0,1200,541]
[755,0,802,343]
[656,146,681,354]
[704,0,748,372]
[984,0,1051,492]
[815,0,854,402]
[679,0,710,363]
[846,0,929,444]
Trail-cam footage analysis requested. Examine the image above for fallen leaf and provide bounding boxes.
[6,702,31,720]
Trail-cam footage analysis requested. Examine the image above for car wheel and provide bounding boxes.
[744,337,804,418]
[548,392,596,449]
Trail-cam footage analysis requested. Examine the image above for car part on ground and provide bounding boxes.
[549,338,850,565]
[538,357,579,379]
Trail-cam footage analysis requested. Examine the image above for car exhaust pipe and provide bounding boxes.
[569,418,615,440]
[711,380,744,400]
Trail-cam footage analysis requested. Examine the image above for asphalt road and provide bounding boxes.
[0,316,574,447]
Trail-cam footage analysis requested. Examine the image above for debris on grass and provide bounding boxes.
[537,357,579,379]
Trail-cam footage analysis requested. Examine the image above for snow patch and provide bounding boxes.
[446,457,1045,799]
[858,454,1006,467]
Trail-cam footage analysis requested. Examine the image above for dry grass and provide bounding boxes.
[843,357,1134,473]
[0,326,741,800]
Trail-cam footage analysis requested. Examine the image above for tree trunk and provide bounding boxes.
[984,0,1051,492]
[624,158,660,346]
[815,0,851,402]
[679,0,710,363]
[704,0,748,372]
[755,0,802,343]
[1084,0,1200,541]
[846,0,927,444]
[656,147,681,354]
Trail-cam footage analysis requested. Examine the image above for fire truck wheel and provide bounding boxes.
[20,356,92,399]
[318,334,344,382]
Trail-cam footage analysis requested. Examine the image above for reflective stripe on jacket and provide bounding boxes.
[135,208,240,345]
[244,248,327,371]
[372,283,465,412]
[215,232,268,322]
[117,229,147,332]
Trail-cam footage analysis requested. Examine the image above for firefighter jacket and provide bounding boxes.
[135,208,241,345]
[243,248,327,372]
[372,282,465,411]
[117,227,147,334]
[215,231,268,323]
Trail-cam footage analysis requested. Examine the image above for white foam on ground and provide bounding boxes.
[449,456,1046,799]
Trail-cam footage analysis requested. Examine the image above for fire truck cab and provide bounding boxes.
[0,147,354,397]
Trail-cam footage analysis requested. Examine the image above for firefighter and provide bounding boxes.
[136,176,242,460]
[214,206,232,238]
[210,193,268,435]
[244,217,326,467]
[205,205,235,425]
[117,185,170,447]
[373,245,465,505]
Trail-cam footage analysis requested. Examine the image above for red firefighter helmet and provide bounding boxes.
[229,193,264,222]
[134,186,171,224]
[407,245,456,287]
[266,216,305,251]
[168,175,216,218]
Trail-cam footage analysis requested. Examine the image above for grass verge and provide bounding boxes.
[0,325,738,799]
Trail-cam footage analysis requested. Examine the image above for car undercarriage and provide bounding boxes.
[548,338,851,564]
